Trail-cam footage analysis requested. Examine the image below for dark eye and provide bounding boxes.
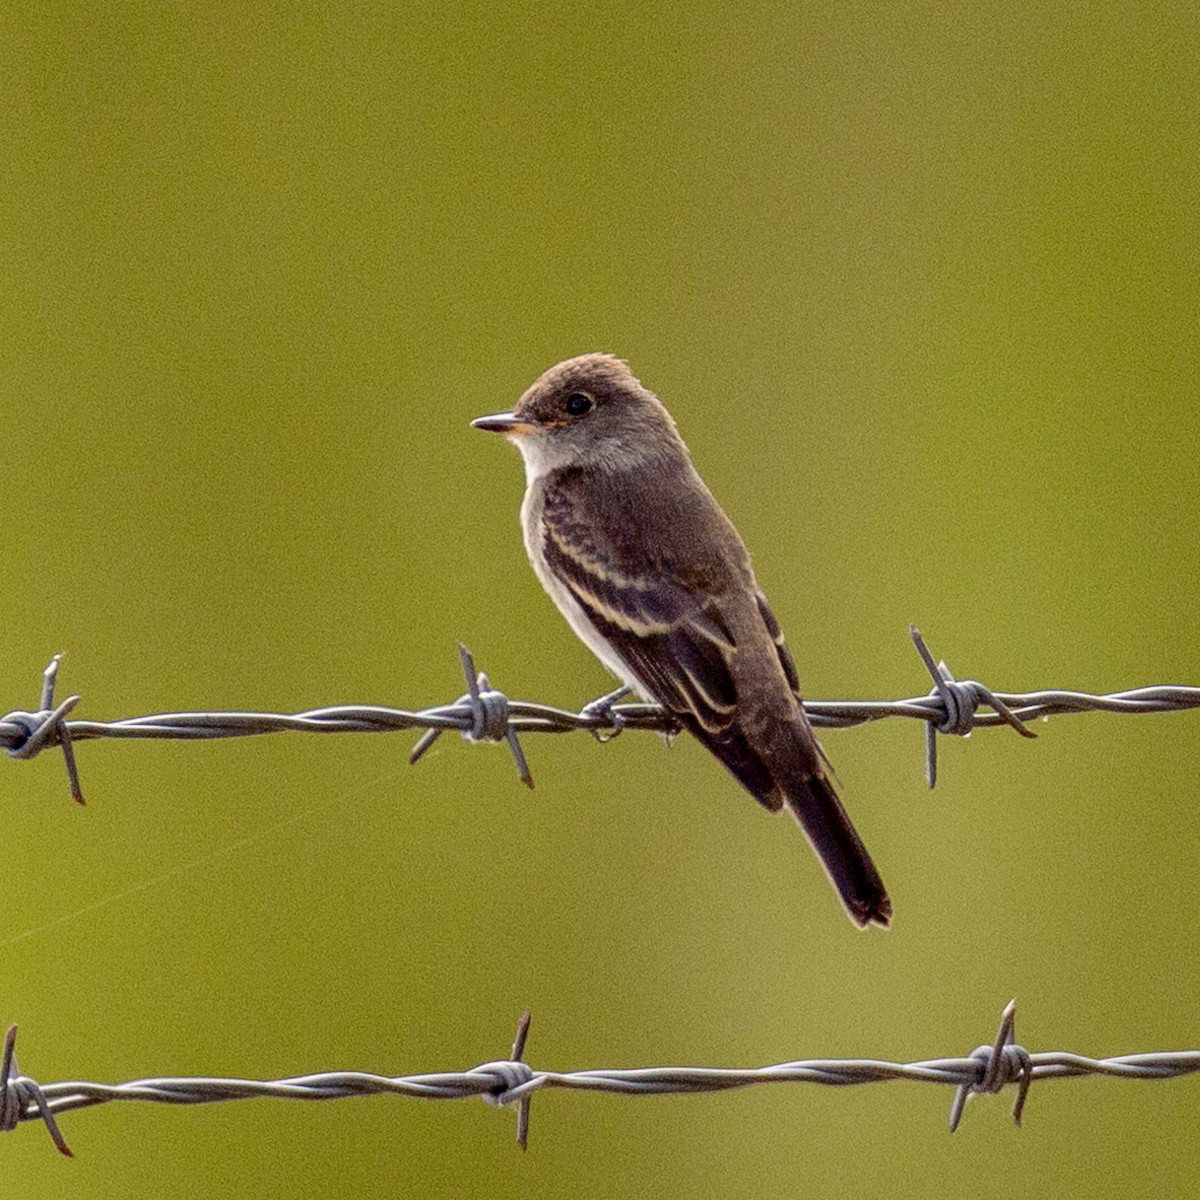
[565,392,593,416]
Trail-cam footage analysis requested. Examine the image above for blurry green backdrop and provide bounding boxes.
[2,3,1198,1197]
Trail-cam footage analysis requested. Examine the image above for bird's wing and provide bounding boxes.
[754,590,801,696]
[539,518,741,737]
[754,588,836,776]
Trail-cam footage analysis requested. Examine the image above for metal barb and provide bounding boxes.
[910,627,1036,790]
[457,645,534,788]
[407,727,441,767]
[948,1000,1033,1133]
[0,1026,71,1157]
[512,1009,531,1062]
[39,656,61,712]
[408,647,533,788]
[512,1011,533,1149]
[2,655,85,804]
[473,1011,537,1150]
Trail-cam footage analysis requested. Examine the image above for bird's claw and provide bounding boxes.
[581,686,631,743]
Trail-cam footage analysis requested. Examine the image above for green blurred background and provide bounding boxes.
[2,2,1197,1195]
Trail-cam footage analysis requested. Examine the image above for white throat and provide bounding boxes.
[509,432,576,486]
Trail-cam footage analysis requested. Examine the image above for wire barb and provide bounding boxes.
[909,627,1037,789]
[408,645,534,788]
[473,1010,536,1148]
[0,1026,71,1157]
[947,1000,1033,1132]
[1,655,84,805]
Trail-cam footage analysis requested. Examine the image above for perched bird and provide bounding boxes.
[472,354,890,928]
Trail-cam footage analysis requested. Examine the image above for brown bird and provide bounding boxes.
[473,354,890,927]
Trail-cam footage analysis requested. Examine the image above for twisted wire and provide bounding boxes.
[4,1004,1197,1156]
[2,629,1198,802]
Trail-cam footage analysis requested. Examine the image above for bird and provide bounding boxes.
[471,353,891,928]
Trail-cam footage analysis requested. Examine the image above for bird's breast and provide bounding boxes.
[520,479,652,695]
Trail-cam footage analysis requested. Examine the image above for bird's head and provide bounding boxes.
[472,353,685,478]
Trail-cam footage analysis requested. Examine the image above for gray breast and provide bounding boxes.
[520,478,651,696]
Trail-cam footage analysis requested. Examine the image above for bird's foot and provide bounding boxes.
[581,686,632,743]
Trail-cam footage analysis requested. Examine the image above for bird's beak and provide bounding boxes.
[471,411,534,435]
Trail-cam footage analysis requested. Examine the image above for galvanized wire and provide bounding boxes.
[5,637,1195,1159]
[2,628,1199,802]
[4,1004,1198,1156]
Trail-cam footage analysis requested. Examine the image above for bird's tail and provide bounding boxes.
[686,716,892,927]
[779,771,891,928]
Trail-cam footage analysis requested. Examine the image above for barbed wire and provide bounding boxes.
[3,1003,1197,1157]
[3,627,1198,804]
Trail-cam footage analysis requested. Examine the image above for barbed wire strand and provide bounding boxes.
[3,627,1199,805]
[3,1003,1198,1158]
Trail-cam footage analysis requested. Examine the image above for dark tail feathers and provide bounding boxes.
[779,771,891,928]
[686,717,891,927]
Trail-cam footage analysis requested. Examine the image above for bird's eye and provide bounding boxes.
[565,393,593,416]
